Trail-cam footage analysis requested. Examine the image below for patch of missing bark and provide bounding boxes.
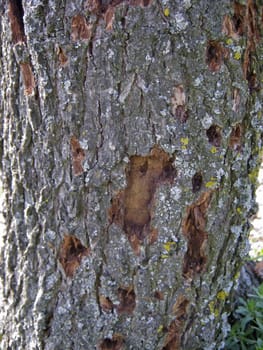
[147,227,158,245]
[171,85,188,123]
[109,145,176,254]
[229,124,242,151]
[59,235,89,277]
[85,0,152,31]
[154,290,164,300]
[20,62,35,96]
[162,295,189,350]
[8,0,25,44]
[232,88,241,113]
[99,295,114,313]
[70,136,85,176]
[56,46,68,67]
[182,191,213,279]
[71,14,92,41]
[206,40,229,72]
[98,334,125,350]
[206,124,222,147]
[117,286,136,314]
[223,1,261,92]
[222,2,246,39]
[192,171,203,193]
[8,1,36,96]
[243,0,260,92]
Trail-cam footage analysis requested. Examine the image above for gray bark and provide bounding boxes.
[0,0,263,349]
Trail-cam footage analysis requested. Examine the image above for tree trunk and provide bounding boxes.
[0,1,262,349]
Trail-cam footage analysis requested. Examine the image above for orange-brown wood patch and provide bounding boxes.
[182,191,213,279]
[162,295,189,350]
[59,235,89,277]
[109,145,176,254]
[70,136,86,176]
[98,334,124,350]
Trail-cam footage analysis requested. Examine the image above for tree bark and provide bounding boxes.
[0,1,263,349]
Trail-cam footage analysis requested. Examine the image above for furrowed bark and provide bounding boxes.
[0,1,263,349]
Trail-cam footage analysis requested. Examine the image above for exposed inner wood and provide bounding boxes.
[109,145,176,254]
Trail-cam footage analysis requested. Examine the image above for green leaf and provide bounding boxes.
[240,315,253,331]
[257,284,263,296]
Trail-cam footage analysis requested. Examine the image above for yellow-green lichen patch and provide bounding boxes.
[180,137,189,150]
[234,271,240,280]
[226,38,233,45]
[205,177,217,188]
[157,325,164,334]
[210,146,218,154]
[161,254,169,260]
[163,8,170,17]
[208,300,219,317]
[249,167,260,185]
[234,51,242,60]
[236,207,242,215]
[163,241,176,253]
[217,290,228,301]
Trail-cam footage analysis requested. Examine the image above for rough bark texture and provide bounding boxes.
[0,1,263,349]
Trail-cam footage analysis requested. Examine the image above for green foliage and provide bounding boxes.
[255,250,263,261]
[226,284,263,350]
